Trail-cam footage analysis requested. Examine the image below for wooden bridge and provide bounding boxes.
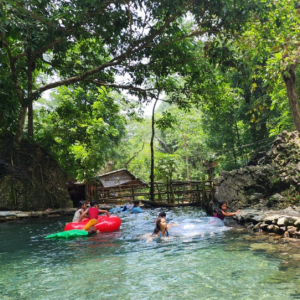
[92,180,213,207]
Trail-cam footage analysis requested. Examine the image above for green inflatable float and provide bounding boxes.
[45,229,88,239]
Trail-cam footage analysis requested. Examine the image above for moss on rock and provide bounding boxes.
[0,138,72,210]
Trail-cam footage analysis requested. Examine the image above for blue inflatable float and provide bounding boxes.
[109,206,144,214]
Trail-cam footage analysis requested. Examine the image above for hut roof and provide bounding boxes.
[96,169,147,188]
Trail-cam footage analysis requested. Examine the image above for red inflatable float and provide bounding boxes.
[64,216,121,232]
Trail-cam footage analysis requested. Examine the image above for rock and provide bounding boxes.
[285,216,298,226]
[0,138,72,211]
[208,131,300,214]
[15,213,29,218]
[277,217,286,226]
[267,194,287,206]
[0,211,16,217]
[253,223,262,232]
[247,223,254,229]
[4,215,16,220]
[249,242,277,253]
[267,224,280,234]
[264,215,280,224]
[260,223,269,229]
[250,193,263,201]
[280,226,287,232]
[285,238,300,243]
[48,214,61,217]
[287,226,298,234]
[294,218,300,227]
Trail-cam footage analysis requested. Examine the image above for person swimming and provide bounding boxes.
[213,201,240,221]
[154,211,168,223]
[153,217,177,237]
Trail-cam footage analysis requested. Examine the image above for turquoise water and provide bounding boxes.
[1,208,300,300]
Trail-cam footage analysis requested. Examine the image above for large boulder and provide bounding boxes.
[0,138,72,211]
[209,131,300,214]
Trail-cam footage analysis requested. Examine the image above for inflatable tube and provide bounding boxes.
[109,207,144,214]
[131,207,144,213]
[64,215,121,232]
[169,217,230,237]
[45,229,88,239]
[109,207,123,213]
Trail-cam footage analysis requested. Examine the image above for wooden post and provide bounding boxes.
[166,178,170,204]
[156,183,162,201]
[95,180,98,201]
[170,182,175,204]
[201,181,208,207]
[132,185,135,201]
[196,184,201,205]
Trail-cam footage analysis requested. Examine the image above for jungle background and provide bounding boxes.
[1,0,300,209]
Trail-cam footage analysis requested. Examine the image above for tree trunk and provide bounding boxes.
[27,54,34,138]
[183,134,191,182]
[150,97,159,202]
[14,106,27,144]
[0,111,8,135]
[28,103,33,137]
[282,66,300,132]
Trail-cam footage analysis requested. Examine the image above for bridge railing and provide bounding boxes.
[92,180,213,207]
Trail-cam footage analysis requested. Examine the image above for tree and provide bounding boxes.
[0,0,268,143]
[34,86,125,180]
[236,0,300,131]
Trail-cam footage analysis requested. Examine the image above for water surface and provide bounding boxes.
[1,208,300,300]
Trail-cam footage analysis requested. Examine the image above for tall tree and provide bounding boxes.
[236,0,300,131]
[0,0,268,143]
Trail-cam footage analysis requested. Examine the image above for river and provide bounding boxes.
[1,207,300,300]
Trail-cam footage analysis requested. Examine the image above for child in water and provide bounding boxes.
[153,217,171,237]
[154,211,168,223]
[72,200,88,222]
[79,200,110,232]
[214,201,240,221]
[145,217,177,242]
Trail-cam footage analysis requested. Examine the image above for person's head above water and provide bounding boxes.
[219,201,227,211]
[90,200,98,207]
[153,217,168,234]
[158,212,166,218]
[133,200,139,207]
[78,200,86,209]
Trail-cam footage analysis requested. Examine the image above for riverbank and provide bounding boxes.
[234,205,300,240]
[0,204,114,221]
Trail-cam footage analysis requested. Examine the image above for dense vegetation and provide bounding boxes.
[1,0,300,186]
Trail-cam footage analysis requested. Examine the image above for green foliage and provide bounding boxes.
[34,86,125,180]
[2,0,300,184]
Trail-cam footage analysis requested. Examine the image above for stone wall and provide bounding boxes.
[209,131,300,214]
[0,138,72,211]
[234,207,300,238]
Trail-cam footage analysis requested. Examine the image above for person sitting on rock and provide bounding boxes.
[214,201,240,221]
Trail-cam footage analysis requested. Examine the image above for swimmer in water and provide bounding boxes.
[146,217,177,242]
[213,201,240,221]
[153,217,171,237]
[154,211,168,223]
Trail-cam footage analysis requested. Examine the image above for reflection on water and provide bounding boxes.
[1,207,300,299]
